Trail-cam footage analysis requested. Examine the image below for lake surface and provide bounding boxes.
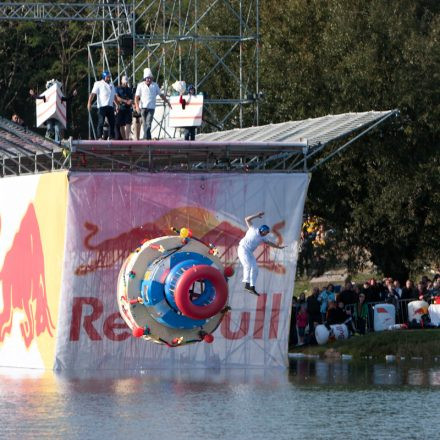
[1,359,439,440]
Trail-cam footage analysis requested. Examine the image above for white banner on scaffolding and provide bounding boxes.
[54,172,309,369]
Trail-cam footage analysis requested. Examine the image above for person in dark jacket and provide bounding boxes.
[306,287,322,332]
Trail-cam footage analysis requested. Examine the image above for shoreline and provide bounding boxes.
[289,328,440,361]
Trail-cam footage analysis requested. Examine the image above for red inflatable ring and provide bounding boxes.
[174,264,228,320]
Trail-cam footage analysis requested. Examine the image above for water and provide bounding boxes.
[1,360,439,440]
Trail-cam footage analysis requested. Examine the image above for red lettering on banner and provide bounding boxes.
[69,297,131,342]
[220,311,250,339]
[69,297,103,341]
[252,294,267,339]
[269,293,282,339]
[69,294,282,341]
[103,312,131,341]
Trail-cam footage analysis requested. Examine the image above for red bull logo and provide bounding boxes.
[75,207,286,276]
[0,204,55,348]
[69,293,282,342]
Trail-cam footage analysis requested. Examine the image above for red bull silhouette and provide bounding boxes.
[75,206,286,276]
[0,204,55,348]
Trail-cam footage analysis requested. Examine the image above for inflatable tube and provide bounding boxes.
[175,264,228,320]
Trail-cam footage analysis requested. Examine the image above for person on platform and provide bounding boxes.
[87,71,117,140]
[11,113,24,126]
[179,84,197,141]
[30,79,77,143]
[237,211,286,296]
[134,68,171,140]
[115,75,134,140]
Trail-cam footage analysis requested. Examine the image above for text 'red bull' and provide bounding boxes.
[69,293,283,342]
[0,205,55,348]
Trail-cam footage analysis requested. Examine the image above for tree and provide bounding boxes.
[260,0,440,280]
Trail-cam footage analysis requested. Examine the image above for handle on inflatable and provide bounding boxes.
[174,264,228,320]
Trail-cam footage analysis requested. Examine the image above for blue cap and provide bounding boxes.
[101,71,110,80]
[187,84,195,92]
[259,225,270,235]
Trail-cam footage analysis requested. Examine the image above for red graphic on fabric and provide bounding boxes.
[69,296,138,342]
[75,207,286,275]
[0,205,55,348]
[220,293,282,340]
[376,307,389,313]
[413,307,427,315]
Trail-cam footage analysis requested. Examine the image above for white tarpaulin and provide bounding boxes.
[36,83,66,128]
[54,172,309,370]
[168,94,203,128]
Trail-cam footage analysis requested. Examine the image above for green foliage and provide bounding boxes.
[261,0,440,280]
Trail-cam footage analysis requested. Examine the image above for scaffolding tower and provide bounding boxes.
[87,0,260,138]
[0,1,260,138]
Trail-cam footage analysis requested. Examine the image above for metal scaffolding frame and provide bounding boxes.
[0,110,399,177]
[0,1,260,137]
[0,2,132,22]
[86,0,260,138]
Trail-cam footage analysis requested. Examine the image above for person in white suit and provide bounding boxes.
[237,211,286,296]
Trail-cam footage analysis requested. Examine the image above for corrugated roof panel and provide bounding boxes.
[198,110,395,147]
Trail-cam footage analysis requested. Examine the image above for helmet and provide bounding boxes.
[46,79,63,90]
[259,225,270,235]
[101,71,111,80]
[143,68,154,80]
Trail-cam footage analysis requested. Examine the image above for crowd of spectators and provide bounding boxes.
[289,274,440,347]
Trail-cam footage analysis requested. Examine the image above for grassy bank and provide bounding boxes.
[290,329,440,360]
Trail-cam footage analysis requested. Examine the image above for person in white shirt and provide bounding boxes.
[237,211,286,296]
[134,68,171,140]
[87,71,117,140]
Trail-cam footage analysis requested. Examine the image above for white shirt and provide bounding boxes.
[135,81,162,109]
[238,226,268,252]
[91,80,116,108]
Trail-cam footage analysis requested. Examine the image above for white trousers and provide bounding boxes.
[238,245,258,286]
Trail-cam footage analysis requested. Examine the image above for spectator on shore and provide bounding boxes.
[307,287,322,331]
[384,279,400,317]
[87,71,117,140]
[401,279,417,300]
[353,292,368,334]
[338,281,356,306]
[368,278,381,302]
[297,304,308,345]
[429,279,440,297]
[326,300,348,325]
[417,281,429,302]
[328,301,356,335]
[289,296,298,347]
[393,280,402,298]
[318,284,336,322]
[297,292,307,310]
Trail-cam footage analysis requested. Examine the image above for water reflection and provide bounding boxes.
[1,363,440,439]
[289,358,440,387]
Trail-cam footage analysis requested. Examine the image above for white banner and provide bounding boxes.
[54,172,309,370]
[36,83,66,128]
